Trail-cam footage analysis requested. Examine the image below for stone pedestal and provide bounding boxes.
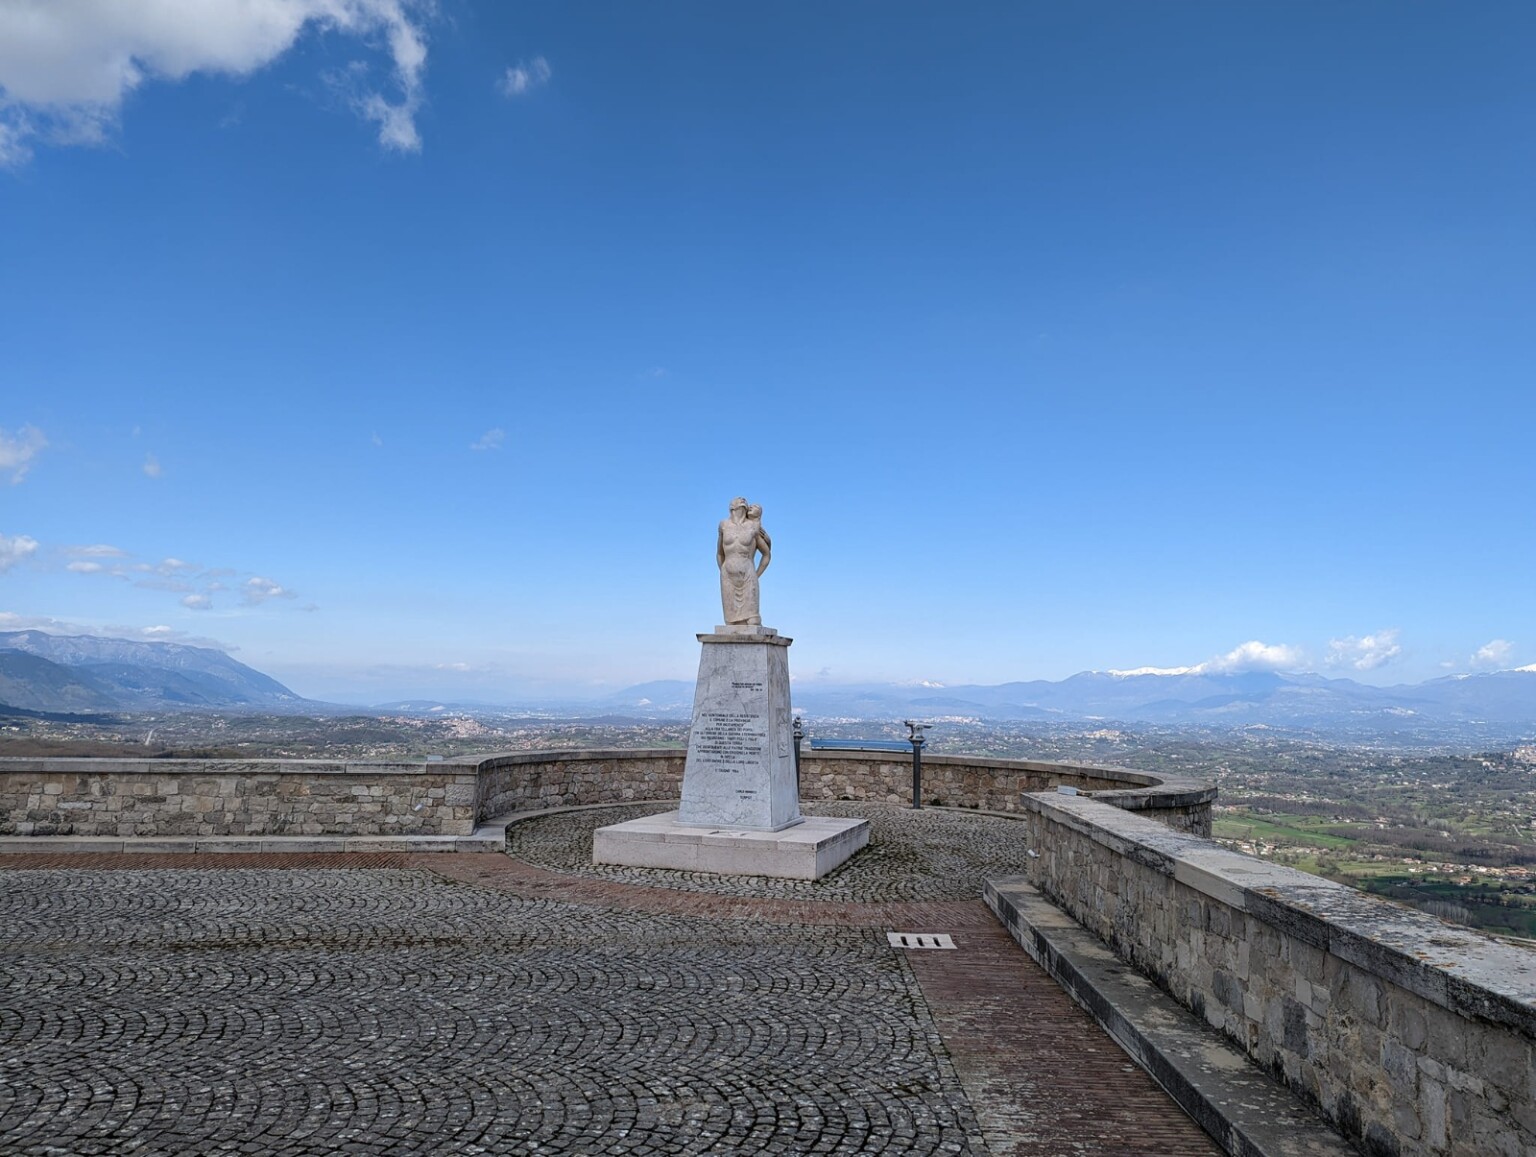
[594,624,868,881]
[676,628,800,831]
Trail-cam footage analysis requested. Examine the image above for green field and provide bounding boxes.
[1216,807,1536,940]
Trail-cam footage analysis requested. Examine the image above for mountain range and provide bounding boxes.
[5,631,1536,744]
[0,631,303,713]
[597,668,1536,741]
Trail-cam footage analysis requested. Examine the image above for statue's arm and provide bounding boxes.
[755,531,771,576]
[716,524,726,569]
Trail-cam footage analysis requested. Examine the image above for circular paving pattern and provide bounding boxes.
[0,867,980,1155]
[506,802,1038,902]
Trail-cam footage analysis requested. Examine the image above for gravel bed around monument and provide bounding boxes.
[0,866,982,1156]
[508,801,1037,902]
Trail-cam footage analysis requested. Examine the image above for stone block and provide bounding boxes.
[593,811,869,880]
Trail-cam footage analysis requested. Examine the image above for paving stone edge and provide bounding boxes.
[984,875,1358,1157]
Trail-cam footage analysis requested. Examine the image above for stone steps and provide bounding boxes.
[986,876,1357,1157]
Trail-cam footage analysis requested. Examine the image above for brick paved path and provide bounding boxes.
[0,805,1219,1155]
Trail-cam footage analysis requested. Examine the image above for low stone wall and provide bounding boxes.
[0,748,1212,840]
[1015,791,1536,1157]
[0,758,480,837]
[800,750,1215,835]
[472,747,1214,832]
[475,750,687,820]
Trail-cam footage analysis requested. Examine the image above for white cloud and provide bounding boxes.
[1201,640,1305,674]
[0,425,46,483]
[470,427,505,451]
[499,56,550,97]
[181,593,212,610]
[0,533,39,573]
[66,560,103,573]
[1109,640,1305,678]
[66,543,127,557]
[142,453,162,478]
[1472,639,1514,669]
[0,0,436,163]
[243,575,296,604]
[1326,628,1403,672]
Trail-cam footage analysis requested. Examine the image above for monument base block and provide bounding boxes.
[593,811,869,881]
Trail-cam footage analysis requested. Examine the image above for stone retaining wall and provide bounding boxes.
[475,750,687,819]
[800,751,1215,835]
[0,748,1212,839]
[0,758,480,837]
[1015,791,1536,1157]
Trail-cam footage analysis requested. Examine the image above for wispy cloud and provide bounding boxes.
[499,56,551,97]
[470,428,505,452]
[0,533,39,573]
[48,537,297,614]
[134,578,195,593]
[0,425,46,483]
[1471,639,1514,669]
[244,576,297,605]
[1326,628,1403,672]
[142,453,162,478]
[0,0,437,164]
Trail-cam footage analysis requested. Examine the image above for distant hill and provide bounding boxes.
[596,667,1536,740]
[0,631,307,713]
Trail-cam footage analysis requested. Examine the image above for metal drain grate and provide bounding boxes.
[887,932,956,950]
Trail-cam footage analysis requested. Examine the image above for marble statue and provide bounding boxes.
[718,497,771,626]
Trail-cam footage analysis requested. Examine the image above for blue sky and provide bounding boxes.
[2,2,1533,703]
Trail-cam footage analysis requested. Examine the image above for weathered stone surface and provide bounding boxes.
[987,878,1356,1157]
[1013,791,1536,1157]
[2,750,1213,840]
[0,757,479,837]
[677,633,799,831]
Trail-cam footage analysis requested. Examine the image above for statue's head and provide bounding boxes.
[729,496,747,513]
[747,504,762,520]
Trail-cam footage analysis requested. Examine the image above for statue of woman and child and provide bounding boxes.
[717,497,771,627]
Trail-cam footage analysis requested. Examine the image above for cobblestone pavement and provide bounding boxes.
[510,803,1040,902]
[0,808,1220,1155]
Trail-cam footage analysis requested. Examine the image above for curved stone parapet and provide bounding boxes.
[0,748,1214,838]
[474,749,686,820]
[471,746,1213,833]
[796,749,1215,835]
